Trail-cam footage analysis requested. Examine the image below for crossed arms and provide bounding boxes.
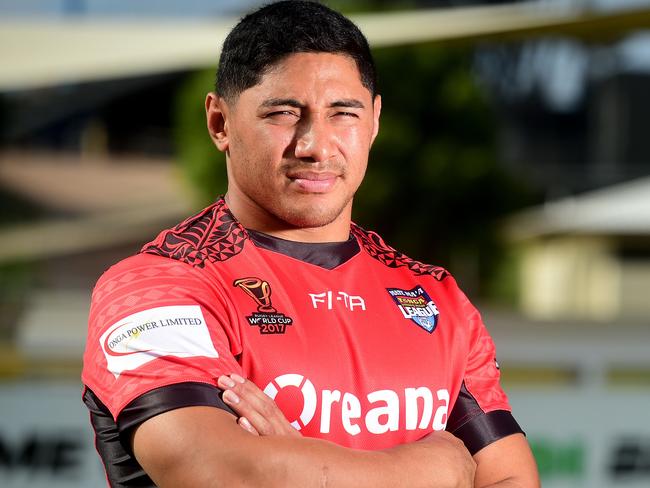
[132,375,540,488]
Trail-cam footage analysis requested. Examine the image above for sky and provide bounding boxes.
[0,0,265,17]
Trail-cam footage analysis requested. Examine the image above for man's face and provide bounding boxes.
[211,52,381,236]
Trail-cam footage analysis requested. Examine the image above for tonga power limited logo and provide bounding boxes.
[387,285,440,333]
[233,277,293,334]
[99,305,218,378]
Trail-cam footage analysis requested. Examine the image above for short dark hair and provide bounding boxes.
[216,0,377,101]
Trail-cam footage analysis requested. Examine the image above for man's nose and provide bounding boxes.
[294,118,335,163]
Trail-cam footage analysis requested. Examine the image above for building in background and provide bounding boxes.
[506,176,650,321]
[1,1,649,487]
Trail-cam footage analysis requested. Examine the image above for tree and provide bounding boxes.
[173,44,534,298]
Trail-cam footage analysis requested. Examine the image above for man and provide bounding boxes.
[82,1,539,487]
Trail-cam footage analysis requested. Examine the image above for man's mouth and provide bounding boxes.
[287,171,339,193]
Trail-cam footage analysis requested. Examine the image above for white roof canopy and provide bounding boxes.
[507,176,650,239]
[2,2,650,91]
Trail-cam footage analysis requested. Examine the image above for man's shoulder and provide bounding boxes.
[91,198,246,298]
[89,252,197,313]
[141,197,248,269]
[350,223,449,282]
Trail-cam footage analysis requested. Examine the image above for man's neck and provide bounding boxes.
[223,193,352,243]
[260,225,350,243]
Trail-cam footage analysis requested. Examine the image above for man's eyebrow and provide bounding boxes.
[259,98,366,109]
[329,99,365,109]
[260,98,305,109]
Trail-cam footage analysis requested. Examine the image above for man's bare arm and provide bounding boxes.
[218,374,539,488]
[472,434,540,488]
[132,379,476,488]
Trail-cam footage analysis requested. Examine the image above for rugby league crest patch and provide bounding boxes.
[387,285,440,333]
[233,277,293,334]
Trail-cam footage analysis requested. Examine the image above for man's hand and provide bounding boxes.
[215,374,535,487]
[133,375,485,488]
[218,373,475,487]
[217,373,301,437]
[417,430,476,487]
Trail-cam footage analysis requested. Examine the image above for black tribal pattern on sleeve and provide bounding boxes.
[141,198,248,268]
[447,382,524,455]
[351,224,449,280]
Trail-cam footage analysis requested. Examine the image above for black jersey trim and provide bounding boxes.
[84,387,155,487]
[451,410,524,455]
[350,224,449,280]
[84,383,234,488]
[447,382,524,455]
[247,229,360,269]
[446,381,484,433]
[117,382,234,447]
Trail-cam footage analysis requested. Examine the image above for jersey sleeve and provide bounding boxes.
[82,252,244,421]
[447,294,524,454]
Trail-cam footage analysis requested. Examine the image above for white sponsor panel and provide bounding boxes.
[509,388,650,488]
[0,381,106,488]
[99,305,218,377]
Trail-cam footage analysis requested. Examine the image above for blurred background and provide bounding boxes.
[1,0,649,486]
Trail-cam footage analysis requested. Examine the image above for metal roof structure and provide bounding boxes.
[0,152,194,262]
[2,2,650,91]
[506,176,650,239]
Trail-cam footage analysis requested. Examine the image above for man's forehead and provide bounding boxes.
[248,53,369,100]
[264,51,357,71]
[222,52,373,110]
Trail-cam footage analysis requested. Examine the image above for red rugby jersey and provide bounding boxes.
[82,197,521,487]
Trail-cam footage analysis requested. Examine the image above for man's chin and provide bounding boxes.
[276,203,346,230]
[282,213,338,229]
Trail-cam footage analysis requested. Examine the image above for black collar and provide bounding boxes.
[247,229,360,270]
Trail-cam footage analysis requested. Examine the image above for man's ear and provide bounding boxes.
[205,92,229,152]
[371,94,382,144]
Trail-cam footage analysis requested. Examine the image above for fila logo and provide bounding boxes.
[309,291,366,311]
[263,373,449,436]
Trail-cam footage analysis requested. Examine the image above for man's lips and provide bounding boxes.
[287,171,339,193]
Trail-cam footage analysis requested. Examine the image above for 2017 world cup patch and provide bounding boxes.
[233,276,293,334]
[386,285,440,333]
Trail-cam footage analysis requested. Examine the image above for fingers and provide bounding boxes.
[218,375,275,435]
[217,374,300,437]
[238,416,259,436]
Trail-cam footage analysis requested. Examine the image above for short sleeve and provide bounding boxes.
[463,304,511,412]
[82,253,244,420]
[447,299,523,454]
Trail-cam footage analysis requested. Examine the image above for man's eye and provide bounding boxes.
[335,111,359,118]
[268,111,298,118]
